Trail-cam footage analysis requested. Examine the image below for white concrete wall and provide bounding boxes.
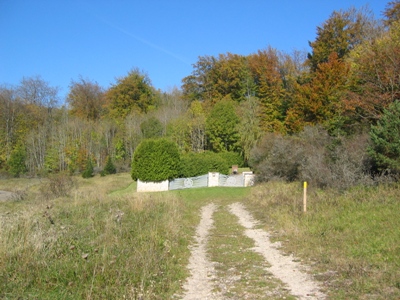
[208,172,220,187]
[137,179,169,192]
[244,174,255,187]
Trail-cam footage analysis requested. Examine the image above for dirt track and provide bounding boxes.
[0,190,14,202]
[181,202,325,299]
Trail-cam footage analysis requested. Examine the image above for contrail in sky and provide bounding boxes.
[92,12,191,66]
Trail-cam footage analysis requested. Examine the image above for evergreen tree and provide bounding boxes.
[101,156,116,176]
[82,157,94,178]
[369,100,400,174]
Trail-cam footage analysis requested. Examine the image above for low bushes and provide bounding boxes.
[250,126,373,190]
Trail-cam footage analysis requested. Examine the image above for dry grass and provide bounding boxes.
[0,173,191,299]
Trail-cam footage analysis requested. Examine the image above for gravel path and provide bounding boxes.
[181,202,326,300]
[182,203,221,300]
[228,202,325,299]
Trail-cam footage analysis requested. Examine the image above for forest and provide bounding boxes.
[1,1,400,189]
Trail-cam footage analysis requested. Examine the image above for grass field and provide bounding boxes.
[0,173,399,299]
[246,181,400,299]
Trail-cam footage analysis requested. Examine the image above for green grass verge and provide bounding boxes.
[246,182,400,299]
[1,173,399,299]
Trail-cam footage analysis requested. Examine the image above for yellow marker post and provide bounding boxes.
[303,181,307,213]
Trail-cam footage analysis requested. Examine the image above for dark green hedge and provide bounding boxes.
[131,138,180,182]
[179,151,231,177]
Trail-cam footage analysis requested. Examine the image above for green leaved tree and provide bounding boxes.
[206,97,240,152]
[7,144,27,177]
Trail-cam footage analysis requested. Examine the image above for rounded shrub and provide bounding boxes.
[131,138,180,182]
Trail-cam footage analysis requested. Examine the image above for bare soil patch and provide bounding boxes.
[0,190,15,202]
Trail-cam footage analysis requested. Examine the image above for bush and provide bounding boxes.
[250,132,303,182]
[298,127,372,189]
[39,173,76,200]
[179,151,229,177]
[250,126,373,190]
[131,138,180,182]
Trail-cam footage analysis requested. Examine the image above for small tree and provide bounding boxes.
[369,100,400,174]
[8,144,27,177]
[131,138,180,182]
[82,157,94,178]
[101,156,117,176]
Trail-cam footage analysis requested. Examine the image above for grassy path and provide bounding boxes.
[181,202,325,299]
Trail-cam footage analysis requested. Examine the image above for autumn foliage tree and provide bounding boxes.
[307,6,380,71]
[67,77,105,120]
[105,69,156,118]
[347,20,400,121]
[286,53,351,133]
[248,48,286,133]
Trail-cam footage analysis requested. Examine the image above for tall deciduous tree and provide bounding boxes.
[347,20,400,121]
[182,55,216,102]
[248,47,286,132]
[308,6,380,71]
[67,77,105,120]
[18,76,58,109]
[188,101,206,152]
[286,53,350,133]
[105,69,156,118]
[0,87,20,163]
[384,1,400,27]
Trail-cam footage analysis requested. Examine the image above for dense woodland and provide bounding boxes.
[1,2,400,188]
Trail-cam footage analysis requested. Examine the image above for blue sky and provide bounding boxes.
[0,1,387,102]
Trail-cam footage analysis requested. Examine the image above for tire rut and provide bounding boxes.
[180,202,326,300]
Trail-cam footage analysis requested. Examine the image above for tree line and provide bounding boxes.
[1,2,400,185]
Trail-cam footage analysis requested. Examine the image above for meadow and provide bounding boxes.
[0,173,399,299]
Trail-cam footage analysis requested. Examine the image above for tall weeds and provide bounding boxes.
[0,175,189,299]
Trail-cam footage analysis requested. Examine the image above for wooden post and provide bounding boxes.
[303,181,307,212]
